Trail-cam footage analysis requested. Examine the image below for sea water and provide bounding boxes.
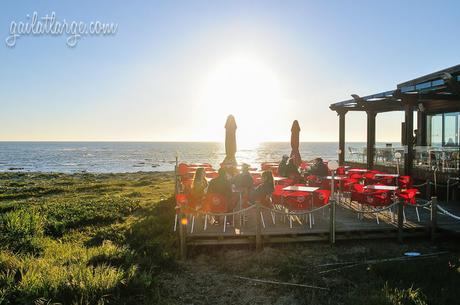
[0,141,387,173]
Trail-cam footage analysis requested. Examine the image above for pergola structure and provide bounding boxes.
[330,64,460,176]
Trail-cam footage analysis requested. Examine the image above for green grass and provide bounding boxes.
[0,172,176,305]
[0,172,458,304]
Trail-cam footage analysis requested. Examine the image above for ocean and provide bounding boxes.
[0,141,390,173]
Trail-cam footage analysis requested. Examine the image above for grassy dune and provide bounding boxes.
[0,172,176,304]
[0,172,459,305]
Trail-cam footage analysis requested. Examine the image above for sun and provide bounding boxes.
[198,55,282,147]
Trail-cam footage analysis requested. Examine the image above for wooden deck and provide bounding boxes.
[183,200,460,246]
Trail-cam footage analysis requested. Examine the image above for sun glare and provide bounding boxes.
[199,55,282,147]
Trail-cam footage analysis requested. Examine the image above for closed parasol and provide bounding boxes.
[290,120,301,166]
[223,114,237,166]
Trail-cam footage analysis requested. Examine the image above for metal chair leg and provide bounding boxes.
[260,211,266,229]
[191,215,195,234]
[416,206,420,222]
[204,214,208,231]
[223,215,227,232]
[174,214,178,231]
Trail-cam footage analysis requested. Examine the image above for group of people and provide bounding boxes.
[185,156,329,224]
[277,155,329,182]
[189,164,275,214]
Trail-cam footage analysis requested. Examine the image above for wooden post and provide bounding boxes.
[255,204,263,251]
[366,111,376,169]
[404,103,414,176]
[329,171,336,244]
[338,111,347,165]
[175,154,186,260]
[416,111,427,146]
[397,198,404,243]
[431,196,437,242]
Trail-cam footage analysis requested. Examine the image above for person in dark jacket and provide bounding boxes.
[308,158,328,177]
[285,157,303,183]
[232,163,254,193]
[208,167,232,200]
[278,155,289,177]
[250,171,275,202]
[207,167,233,225]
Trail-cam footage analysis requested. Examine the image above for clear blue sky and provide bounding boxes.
[1,0,459,142]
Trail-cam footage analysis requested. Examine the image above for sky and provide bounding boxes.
[1,0,459,144]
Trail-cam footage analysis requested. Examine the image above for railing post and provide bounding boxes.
[397,198,404,243]
[431,196,437,242]
[426,180,432,199]
[179,212,187,260]
[255,204,263,251]
[329,198,336,244]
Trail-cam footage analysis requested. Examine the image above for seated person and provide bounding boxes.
[232,163,254,193]
[308,157,328,177]
[285,157,302,182]
[190,167,208,207]
[208,167,232,199]
[207,167,233,224]
[250,170,275,203]
[278,155,289,177]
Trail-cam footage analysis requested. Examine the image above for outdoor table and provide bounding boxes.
[364,185,399,204]
[348,168,368,173]
[273,176,287,185]
[324,175,348,180]
[282,186,319,192]
[364,185,399,191]
[374,174,400,178]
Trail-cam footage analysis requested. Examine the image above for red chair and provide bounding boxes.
[363,172,377,185]
[282,191,314,228]
[342,178,359,191]
[374,175,395,186]
[178,163,190,176]
[398,176,413,189]
[202,193,229,232]
[336,166,346,175]
[306,175,322,187]
[396,188,420,221]
[360,189,392,224]
[174,193,199,233]
[313,189,331,206]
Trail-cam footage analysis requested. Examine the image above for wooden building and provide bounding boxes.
[330,65,460,185]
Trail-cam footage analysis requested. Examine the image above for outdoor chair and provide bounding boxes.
[174,193,200,234]
[398,176,413,189]
[282,191,314,228]
[360,189,392,224]
[396,188,420,222]
[202,193,229,232]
